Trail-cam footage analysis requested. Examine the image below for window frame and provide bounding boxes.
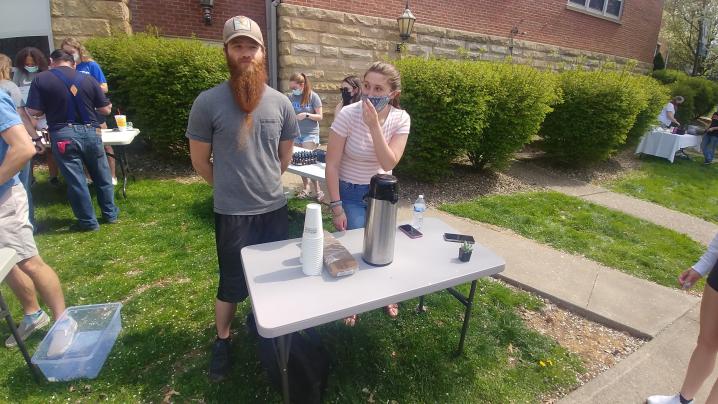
[566,0,624,23]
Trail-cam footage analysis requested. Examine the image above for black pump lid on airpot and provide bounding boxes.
[366,174,399,204]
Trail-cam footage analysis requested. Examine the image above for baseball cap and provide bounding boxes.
[223,16,264,47]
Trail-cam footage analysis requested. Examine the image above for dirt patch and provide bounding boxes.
[524,302,646,403]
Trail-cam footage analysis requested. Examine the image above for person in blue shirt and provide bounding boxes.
[61,37,117,184]
[26,49,118,231]
[0,90,67,347]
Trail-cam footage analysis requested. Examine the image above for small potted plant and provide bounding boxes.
[459,241,473,262]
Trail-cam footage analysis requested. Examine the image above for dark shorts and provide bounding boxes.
[215,205,289,303]
[707,261,718,292]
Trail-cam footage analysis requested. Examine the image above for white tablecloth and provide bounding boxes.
[635,129,702,163]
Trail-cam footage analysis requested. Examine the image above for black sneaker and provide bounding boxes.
[209,337,232,382]
[69,223,100,232]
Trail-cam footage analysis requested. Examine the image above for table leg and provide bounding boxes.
[117,146,128,199]
[272,334,293,404]
[446,280,478,356]
[0,291,41,382]
[417,295,427,313]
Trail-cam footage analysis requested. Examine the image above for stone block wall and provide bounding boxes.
[277,3,650,139]
[51,0,132,47]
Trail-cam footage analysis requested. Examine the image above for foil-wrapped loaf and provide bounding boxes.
[323,231,357,277]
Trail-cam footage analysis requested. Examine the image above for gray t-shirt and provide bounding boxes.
[186,82,299,215]
[0,80,23,108]
[288,91,321,137]
[12,69,38,106]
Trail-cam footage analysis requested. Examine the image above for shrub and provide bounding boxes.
[651,69,689,84]
[626,75,669,145]
[86,34,228,158]
[540,70,646,165]
[669,76,718,122]
[395,58,490,181]
[467,62,561,170]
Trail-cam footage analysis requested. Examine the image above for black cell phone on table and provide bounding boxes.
[443,233,475,244]
[398,224,423,239]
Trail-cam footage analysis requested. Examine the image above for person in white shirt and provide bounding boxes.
[647,233,718,404]
[658,96,684,128]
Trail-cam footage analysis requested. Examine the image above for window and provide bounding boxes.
[567,0,623,20]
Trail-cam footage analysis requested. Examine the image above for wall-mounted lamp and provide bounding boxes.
[200,0,214,25]
[396,0,416,52]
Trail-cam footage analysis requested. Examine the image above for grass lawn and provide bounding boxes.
[441,191,705,288]
[607,155,718,224]
[0,176,583,403]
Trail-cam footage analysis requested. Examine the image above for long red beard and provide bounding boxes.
[228,56,267,149]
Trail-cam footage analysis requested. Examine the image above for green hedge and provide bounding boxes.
[626,75,669,145]
[395,58,490,181]
[395,58,560,180]
[468,63,561,170]
[540,70,646,165]
[86,34,228,158]
[651,69,689,84]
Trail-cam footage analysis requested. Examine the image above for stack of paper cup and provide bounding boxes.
[301,203,324,276]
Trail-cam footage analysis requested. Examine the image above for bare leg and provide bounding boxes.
[301,141,318,196]
[215,300,237,339]
[105,145,116,180]
[16,256,65,320]
[4,266,41,315]
[46,153,59,179]
[680,284,718,399]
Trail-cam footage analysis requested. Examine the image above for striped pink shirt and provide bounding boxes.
[330,102,411,184]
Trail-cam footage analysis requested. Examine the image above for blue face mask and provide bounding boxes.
[362,95,391,112]
[25,66,39,73]
[291,89,302,96]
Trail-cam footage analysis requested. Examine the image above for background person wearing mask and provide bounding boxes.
[288,72,323,201]
[334,75,362,118]
[658,96,684,129]
[26,49,118,231]
[61,37,117,186]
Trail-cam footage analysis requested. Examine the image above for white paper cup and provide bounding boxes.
[301,236,323,276]
[303,203,323,238]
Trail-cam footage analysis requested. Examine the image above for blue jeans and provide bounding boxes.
[339,180,369,230]
[18,160,34,229]
[50,125,118,229]
[703,135,718,163]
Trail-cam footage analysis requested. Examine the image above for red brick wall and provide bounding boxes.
[282,0,663,63]
[130,0,267,42]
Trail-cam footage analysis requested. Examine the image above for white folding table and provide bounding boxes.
[101,129,140,198]
[286,146,326,182]
[635,129,703,163]
[241,217,505,403]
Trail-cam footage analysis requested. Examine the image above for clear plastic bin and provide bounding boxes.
[32,303,122,381]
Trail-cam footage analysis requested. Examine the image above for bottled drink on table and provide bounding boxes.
[412,194,426,230]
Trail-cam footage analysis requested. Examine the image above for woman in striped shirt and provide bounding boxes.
[326,61,411,325]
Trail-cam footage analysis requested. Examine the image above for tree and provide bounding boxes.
[653,51,666,70]
[662,0,718,76]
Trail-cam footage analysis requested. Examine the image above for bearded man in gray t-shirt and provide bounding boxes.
[186,15,299,383]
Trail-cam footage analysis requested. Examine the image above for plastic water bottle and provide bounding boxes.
[412,195,426,230]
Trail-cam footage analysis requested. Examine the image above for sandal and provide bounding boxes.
[385,303,399,318]
[296,190,310,199]
[343,314,358,327]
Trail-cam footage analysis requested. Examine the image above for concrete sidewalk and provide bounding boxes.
[507,161,718,246]
[561,302,718,403]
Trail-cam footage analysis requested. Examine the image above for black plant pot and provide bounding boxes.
[459,249,472,262]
